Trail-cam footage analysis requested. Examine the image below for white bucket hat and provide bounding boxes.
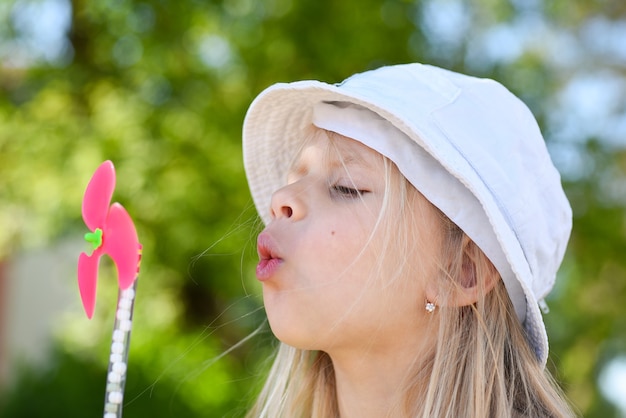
[242,63,572,366]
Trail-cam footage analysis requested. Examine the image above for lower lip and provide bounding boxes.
[256,258,283,281]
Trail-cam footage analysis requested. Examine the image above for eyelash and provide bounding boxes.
[331,185,368,198]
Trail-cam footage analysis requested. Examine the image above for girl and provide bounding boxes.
[242,63,575,417]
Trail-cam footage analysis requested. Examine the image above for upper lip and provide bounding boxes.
[257,232,281,261]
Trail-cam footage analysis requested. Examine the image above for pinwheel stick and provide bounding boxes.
[103,245,141,418]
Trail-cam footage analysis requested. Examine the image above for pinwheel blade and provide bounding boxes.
[78,252,101,319]
[82,161,116,231]
[104,203,140,290]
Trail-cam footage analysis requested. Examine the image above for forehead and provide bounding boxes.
[289,131,382,175]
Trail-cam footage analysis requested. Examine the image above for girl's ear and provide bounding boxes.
[454,236,499,307]
[427,236,499,308]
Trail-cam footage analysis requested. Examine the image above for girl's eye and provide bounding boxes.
[332,185,367,198]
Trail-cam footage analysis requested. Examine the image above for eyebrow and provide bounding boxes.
[288,148,374,179]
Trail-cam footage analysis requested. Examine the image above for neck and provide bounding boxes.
[328,341,431,418]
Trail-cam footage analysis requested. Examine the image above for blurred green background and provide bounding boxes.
[1,0,625,416]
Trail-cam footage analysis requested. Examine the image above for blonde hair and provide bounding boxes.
[245,128,575,418]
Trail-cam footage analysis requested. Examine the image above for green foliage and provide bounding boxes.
[0,342,260,418]
[1,0,625,416]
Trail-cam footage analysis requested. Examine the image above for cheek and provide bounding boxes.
[319,224,373,271]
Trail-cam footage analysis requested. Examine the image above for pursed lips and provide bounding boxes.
[256,232,283,281]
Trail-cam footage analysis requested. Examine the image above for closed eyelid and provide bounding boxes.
[286,143,381,190]
[332,184,368,196]
[286,162,373,193]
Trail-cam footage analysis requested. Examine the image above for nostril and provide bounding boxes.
[269,185,300,220]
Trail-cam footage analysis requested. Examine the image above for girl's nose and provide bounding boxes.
[269,182,306,221]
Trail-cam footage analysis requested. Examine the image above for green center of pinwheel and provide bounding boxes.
[85,228,103,250]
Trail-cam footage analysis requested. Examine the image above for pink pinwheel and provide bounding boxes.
[78,160,141,319]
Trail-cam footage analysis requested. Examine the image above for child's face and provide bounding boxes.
[256,132,443,355]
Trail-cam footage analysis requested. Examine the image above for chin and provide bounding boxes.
[266,316,320,350]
